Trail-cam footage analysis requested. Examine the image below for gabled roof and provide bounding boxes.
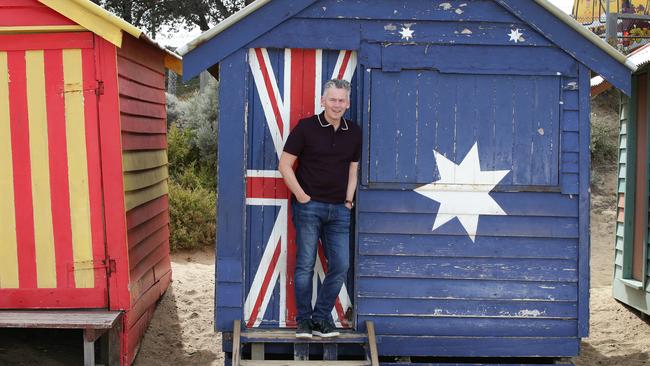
[34,0,182,74]
[180,0,633,93]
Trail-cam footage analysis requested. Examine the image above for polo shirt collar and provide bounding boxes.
[317,112,348,131]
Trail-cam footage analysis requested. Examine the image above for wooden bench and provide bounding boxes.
[0,310,122,366]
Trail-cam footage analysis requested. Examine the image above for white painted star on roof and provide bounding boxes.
[508,28,524,43]
[399,26,415,40]
[414,143,510,242]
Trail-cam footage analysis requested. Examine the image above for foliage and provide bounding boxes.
[168,180,216,251]
[91,0,250,37]
[166,79,219,251]
[591,121,619,165]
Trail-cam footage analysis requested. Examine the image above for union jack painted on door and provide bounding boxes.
[244,47,357,328]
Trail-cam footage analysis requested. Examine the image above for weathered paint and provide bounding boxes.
[183,0,631,361]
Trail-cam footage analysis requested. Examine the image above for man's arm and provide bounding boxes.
[345,161,359,209]
[279,152,311,203]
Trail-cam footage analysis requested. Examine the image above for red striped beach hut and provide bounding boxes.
[0,0,181,364]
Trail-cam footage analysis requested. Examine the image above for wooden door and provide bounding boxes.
[0,32,108,308]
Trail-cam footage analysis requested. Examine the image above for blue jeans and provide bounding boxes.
[291,199,351,323]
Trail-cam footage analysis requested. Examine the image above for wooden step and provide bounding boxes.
[242,329,368,344]
[232,320,379,366]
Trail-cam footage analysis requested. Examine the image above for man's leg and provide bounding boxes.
[292,200,323,324]
[312,204,350,333]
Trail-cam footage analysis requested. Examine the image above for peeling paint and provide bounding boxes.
[537,128,545,136]
[384,23,397,31]
[461,28,472,35]
[518,309,543,317]
[455,8,464,15]
[439,2,452,10]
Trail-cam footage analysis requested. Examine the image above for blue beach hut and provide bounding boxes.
[180,1,633,364]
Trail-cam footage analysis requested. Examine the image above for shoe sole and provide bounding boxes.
[295,333,312,339]
[312,331,340,338]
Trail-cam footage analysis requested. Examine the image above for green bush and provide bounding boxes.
[168,180,216,251]
[166,78,219,251]
[591,118,618,165]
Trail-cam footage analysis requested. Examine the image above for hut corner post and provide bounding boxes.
[578,63,591,337]
[215,48,249,333]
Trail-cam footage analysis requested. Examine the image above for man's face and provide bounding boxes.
[321,87,350,123]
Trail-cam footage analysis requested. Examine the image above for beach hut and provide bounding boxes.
[612,44,650,315]
[180,0,633,364]
[0,1,181,364]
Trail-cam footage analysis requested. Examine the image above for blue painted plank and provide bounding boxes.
[359,315,577,337]
[560,173,579,195]
[182,0,317,80]
[360,20,553,46]
[563,89,579,110]
[563,110,580,132]
[358,42,381,69]
[358,233,578,259]
[381,44,576,76]
[217,258,244,282]
[455,74,480,170]
[357,189,578,216]
[577,63,591,337]
[562,152,580,174]
[246,18,361,50]
[493,75,514,185]
[357,256,577,281]
[357,213,579,238]
[369,70,399,182]
[217,49,248,260]
[416,67,438,183]
[530,77,560,185]
[357,297,577,318]
[297,0,519,23]
[562,131,580,152]
[357,278,578,301]
[496,0,631,95]
[374,335,580,357]
[215,49,248,332]
[395,70,418,182]
[476,74,497,173]
[360,60,372,186]
[217,308,243,332]
[217,283,244,308]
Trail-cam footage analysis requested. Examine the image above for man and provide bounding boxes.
[279,79,362,338]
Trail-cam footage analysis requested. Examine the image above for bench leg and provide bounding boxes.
[99,321,122,366]
[83,335,95,366]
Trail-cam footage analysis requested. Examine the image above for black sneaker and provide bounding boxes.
[295,319,312,339]
[312,319,340,338]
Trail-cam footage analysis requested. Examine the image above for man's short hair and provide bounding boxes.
[322,79,351,98]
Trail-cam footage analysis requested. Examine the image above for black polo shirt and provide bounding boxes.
[283,113,362,203]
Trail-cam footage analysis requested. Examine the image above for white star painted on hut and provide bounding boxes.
[399,26,415,40]
[508,28,524,43]
[414,143,510,242]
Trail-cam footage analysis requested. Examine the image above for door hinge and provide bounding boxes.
[104,258,117,276]
[96,80,105,96]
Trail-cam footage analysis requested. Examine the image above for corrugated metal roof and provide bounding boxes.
[628,43,650,69]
